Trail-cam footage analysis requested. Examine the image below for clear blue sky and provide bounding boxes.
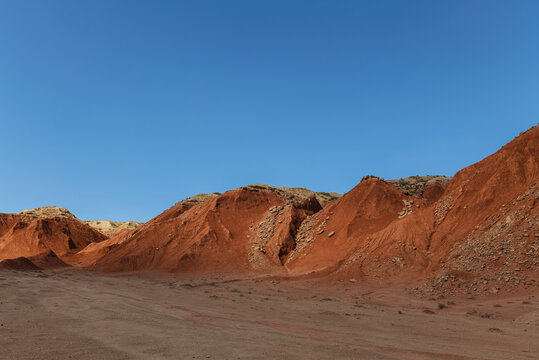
[0,1,537,221]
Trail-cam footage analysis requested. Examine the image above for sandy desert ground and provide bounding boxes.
[0,269,537,360]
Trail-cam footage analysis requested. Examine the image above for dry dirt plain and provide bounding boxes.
[0,269,537,360]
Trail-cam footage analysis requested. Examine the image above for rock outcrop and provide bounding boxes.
[2,125,537,299]
[0,211,106,267]
[92,185,324,273]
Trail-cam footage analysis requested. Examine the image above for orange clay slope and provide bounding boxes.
[89,125,538,289]
[0,211,106,268]
[2,125,536,291]
[286,125,538,293]
[91,186,323,274]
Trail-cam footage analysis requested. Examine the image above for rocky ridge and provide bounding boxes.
[0,125,537,299]
[17,206,142,237]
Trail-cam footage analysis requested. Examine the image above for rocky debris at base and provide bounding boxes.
[413,180,539,298]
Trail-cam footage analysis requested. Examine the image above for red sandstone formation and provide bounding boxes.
[1,126,537,297]
[287,126,538,295]
[92,185,322,274]
[89,125,537,296]
[0,212,106,268]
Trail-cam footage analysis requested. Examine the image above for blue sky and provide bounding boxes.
[0,0,537,221]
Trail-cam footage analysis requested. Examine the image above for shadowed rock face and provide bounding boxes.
[0,250,69,270]
[0,257,41,270]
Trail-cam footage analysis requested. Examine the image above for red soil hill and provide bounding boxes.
[0,210,106,268]
[4,126,535,296]
[287,126,538,295]
[93,185,323,274]
[89,125,537,291]
[285,176,439,277]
